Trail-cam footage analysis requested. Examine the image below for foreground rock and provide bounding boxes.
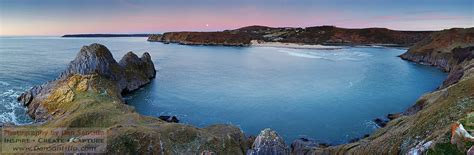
[12,43,247,154]
[148,25,431,47]
[158,115,179,123]
[247,128,290,155]
[373,118,389,128]
[291,138,330,154]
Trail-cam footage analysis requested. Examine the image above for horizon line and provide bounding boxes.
[1,25,473,37]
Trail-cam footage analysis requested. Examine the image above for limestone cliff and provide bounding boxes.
[400,28,474,88]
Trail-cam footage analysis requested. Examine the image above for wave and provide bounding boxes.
[275,48,372,61]
[0,81,10,86]
[364,119,380,129]
[286,52,331,60]
[0,88,32,125]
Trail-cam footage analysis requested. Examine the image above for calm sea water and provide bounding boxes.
[0,37,446,144]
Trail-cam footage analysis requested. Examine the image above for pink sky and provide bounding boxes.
[0,0,472,35]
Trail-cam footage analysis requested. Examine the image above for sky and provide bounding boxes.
[0,0,472,36]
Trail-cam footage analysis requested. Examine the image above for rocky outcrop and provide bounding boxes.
[399,28,474,72]
[291,138,330,154]
[158,115,179,123]
[18,43,156,120]
[59,43,156,92]
[59,43,126,86]
[400,28,473,90]
[119,51,156,92]
[17,81,57,121]
[247,128,290,155]
[148,25,431,47]
[12,43,248,154]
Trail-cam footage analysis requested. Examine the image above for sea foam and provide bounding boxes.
[275,48,372,61]
[0,81,10,86]
[0,88,32,125]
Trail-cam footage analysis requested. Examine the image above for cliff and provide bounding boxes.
[11,44,247,154]
[159,31,253,46]
[400,28,474,88]
[400,28,473,72]
[148,25,431,46]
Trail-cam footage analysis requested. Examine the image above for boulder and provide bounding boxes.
[247,128,289,155]
[387,113,403,120]
[291,138,329,154]
[373,118,389,128]
[158,115,179,123]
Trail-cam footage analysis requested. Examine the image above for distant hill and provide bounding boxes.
[62,34,152,37]
[148,25,433,46]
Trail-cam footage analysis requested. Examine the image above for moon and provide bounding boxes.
[206,24,209,27]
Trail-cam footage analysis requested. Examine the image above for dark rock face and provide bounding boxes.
[158,115,179,123]
[18,43,156,120]
[17,81,57,121]
[348,134,370,143]
[119,51,156,92]
[387,113,403,120]
[291,138,330,155]
[452,46,474,63]
[247,128,290,155]
[373,118,389,128]
[60,43,125,84]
